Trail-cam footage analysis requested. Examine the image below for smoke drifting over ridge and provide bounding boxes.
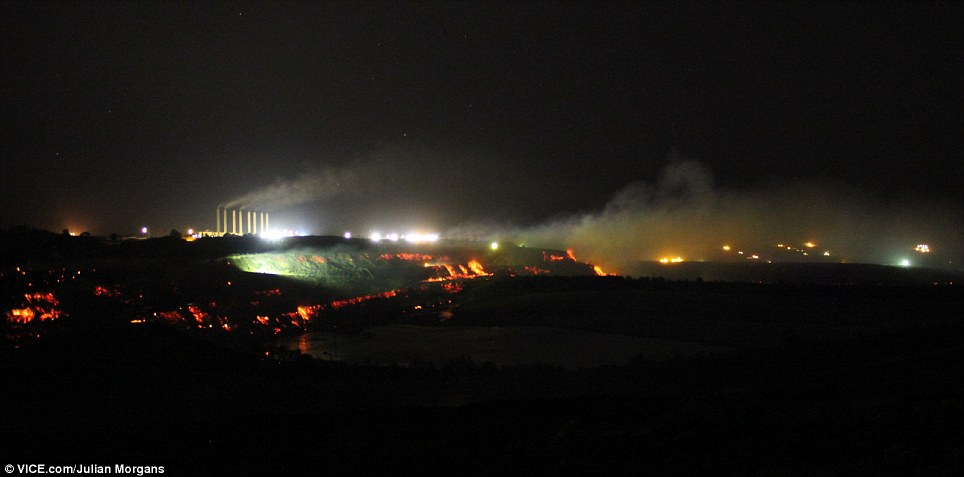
[222,148,962,272]
[470,160,963,273]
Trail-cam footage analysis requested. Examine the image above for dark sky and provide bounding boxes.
[2,1,961,239]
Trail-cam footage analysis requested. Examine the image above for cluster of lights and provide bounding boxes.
[260,229,303,242]
[915,244,930,253]
[659,256,684,264]
[370,232,439,243]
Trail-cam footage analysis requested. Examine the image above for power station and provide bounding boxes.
[216,207,268,235]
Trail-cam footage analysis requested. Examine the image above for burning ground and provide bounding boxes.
[2,227,962,474]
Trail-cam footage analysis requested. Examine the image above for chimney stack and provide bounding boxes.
[216,207,221,235]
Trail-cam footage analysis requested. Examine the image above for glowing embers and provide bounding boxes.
[93,285,122,297]
[380,253,435,262]
[153,304,231,330]
[329,290,398,309]
[6,292,62,324]
[524,265,551,275]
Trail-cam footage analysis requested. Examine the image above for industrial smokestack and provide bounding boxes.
[232,209,237,235]
[265,212,269,231]
[223,208,228,234]
[216,207,221,235]
[260,211,265,233]
[248,210,252,234]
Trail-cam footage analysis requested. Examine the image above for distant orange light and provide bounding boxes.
[804,242,816,248]
[722,245,731,251]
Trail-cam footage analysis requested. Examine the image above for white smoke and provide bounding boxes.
[458,158,963,273]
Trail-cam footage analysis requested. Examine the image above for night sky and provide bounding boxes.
[2,1,961,265]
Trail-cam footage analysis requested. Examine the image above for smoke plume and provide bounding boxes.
[462,159,963,273]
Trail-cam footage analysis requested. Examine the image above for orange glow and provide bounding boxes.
[566,249,578,261]
[296,305,322,321]
[157,311,183,323]
[593,265,606,276]
[187,305,209,326]
[467,260,488,276]
[93,285,121,297]
[383,253,435,261]
[329,290,398,309]
[7,308,36,323]
[441,282,463,293]
[255,315,271,325]
[659,257,684,264]
[524,265,550,275]
[25,292,58,306]
[722,245,731,251]
[8,292,63,323]
[804,242,816,248]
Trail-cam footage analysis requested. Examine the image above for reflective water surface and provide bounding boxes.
[280,325,721,369]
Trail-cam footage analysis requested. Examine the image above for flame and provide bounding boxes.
[467,260,488,276]
[297,305,322,321]
[593,265,606,276]
[566,249,578,261]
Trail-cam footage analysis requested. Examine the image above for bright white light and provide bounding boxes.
[900,259,911,267]
[402,232,440,243]
[490,242,499,250]
[260,230,284,242]
[187,228,194,235]
[387,233,399,242]
[344,231,352,239]
[141,226,148,234]
[370,232,381,241]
